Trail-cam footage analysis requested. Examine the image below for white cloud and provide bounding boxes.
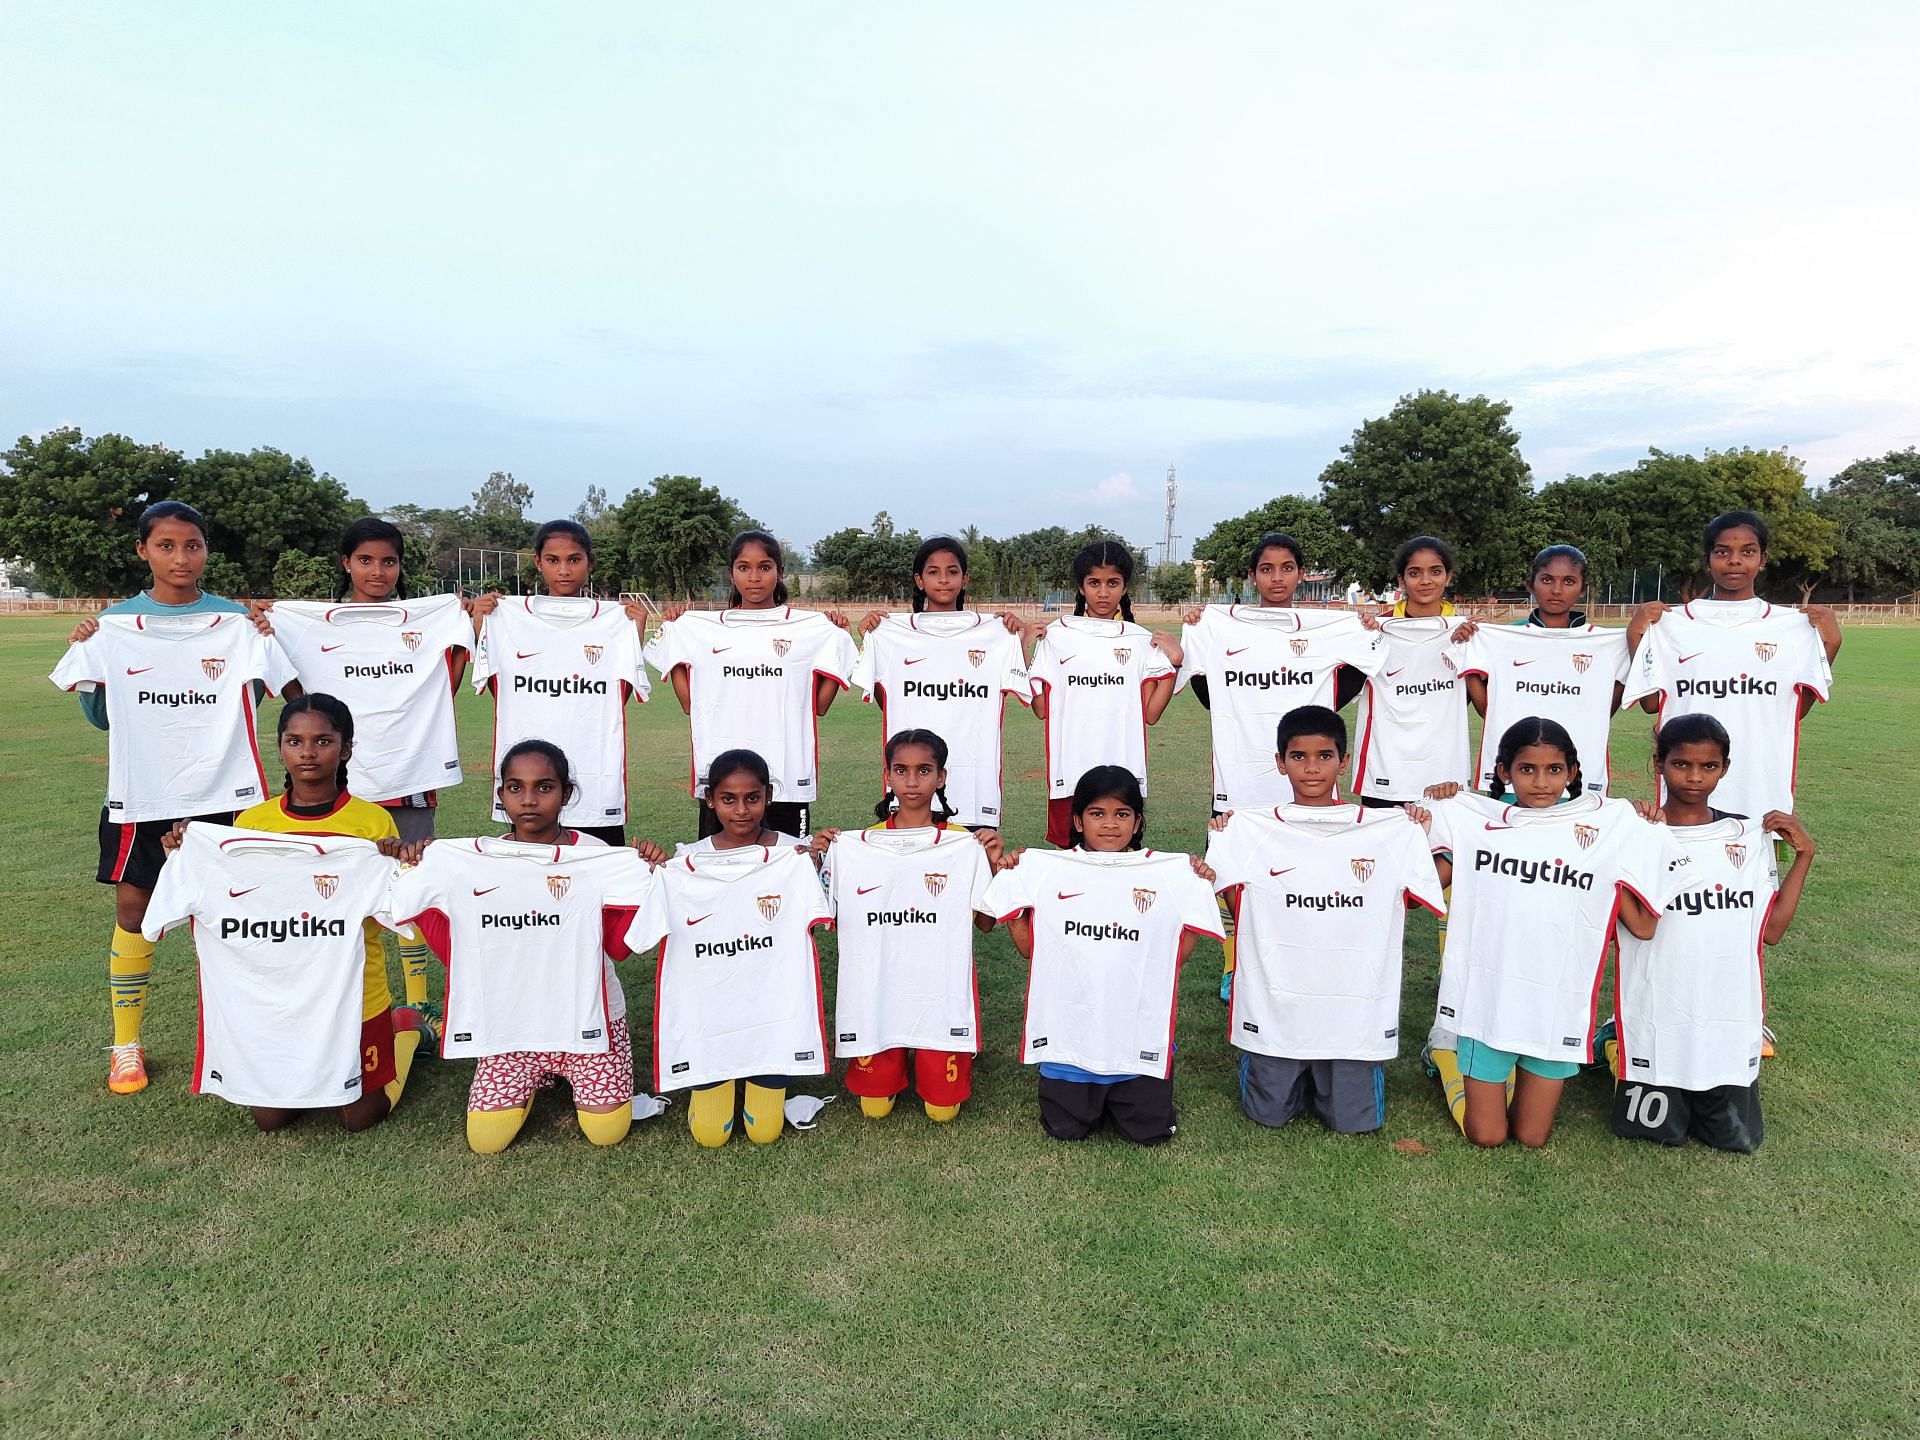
[1091,472,1137,501]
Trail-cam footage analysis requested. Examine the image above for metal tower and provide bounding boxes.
[1160,466,1179,563]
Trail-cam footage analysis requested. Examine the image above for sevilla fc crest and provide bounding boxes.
[1574,824,1599,851]
[1290,638,1309,657]
[757,893,782,922]
[967,649,985,668]
[1754,641,1777,662]
[1132,887,1156,913]
[1350,857,1375,883]
[1571,653,1592,674]
[772,638,792,658]
[1114,647,1131,663]
[547,874,571,900]
[582,644,603,665]
[401,630,422,652]
[201,657,225,681]
[1726,843,1747,868]
[923,872,948,898]
[312,873,339,899]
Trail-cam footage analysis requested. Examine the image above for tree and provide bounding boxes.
[173,447,364,595]
[1190,495,1363,589]
[608,475,758,597]
[1319,390,1535,594]
[0,428,185,595]
[1815,491,1920,601]
[270,549,340,599]
[1532,474,1636,592]
[1824,446,1920,531]
[810,515,922,598]
[464,471,536,551]
[1149,561,1196,606]
[573,484,610,527]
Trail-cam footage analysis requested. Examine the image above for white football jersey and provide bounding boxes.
[388,838,657,1059]
[1614,817,1778,1091]
[270,595,470,803]
[826,826,995,1057]
[674,832,807,857]
[625,845,833,1090]
[1351,617,1471,802]
[1445,624,1629,796]
[983,849,1222,1079]
[1028,616,1177,797]
[1207,805,1446,1061]
[50,613,297,822]
[142,824,400,1108]
[849,613,1030,827]
[1621,599,1832,820]
[645,608,858,804]
[1426,791,1695,1062]
[472,598,650,827]
[1176,606,1387,809]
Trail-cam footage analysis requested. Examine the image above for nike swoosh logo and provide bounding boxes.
[686,913,713,926]
[1677,652,1704,664]
[1511,660,1537,667]
[1268,868,1295,877]
[1056,891,1083,900]
[1225,648,1248,657]
[1384,668,1404,678]
[902,657,926,665]
[856,885,882,895]
[126,666,155,675]
[319,643,346,653]
[472,885,500,896]
[227,886,260,897]
[1483,822,1514,831]
[515,651,541,659]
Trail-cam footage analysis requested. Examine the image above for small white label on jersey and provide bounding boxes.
[1375,779,1390,789]
[1438,1006,1455,1019]
[1031,1036,1048,1049]
[793,1050,815,1062]
[672,1061,690,1074]
[839,1032,858,1043]
[981,806,998,816]
[1384,1028,1397,1039]
[1241,1021,1260,1034]
[236,786,257,798]
[582,1028,602,1040]
[603,808,619,816]
[1562,1036,1581,1048]
[444,760,460,770]
[1632,1057,1650,1069]
[344,1075,361,1090]
[949,1027,969,1037]
[1138,1050,1159,1063]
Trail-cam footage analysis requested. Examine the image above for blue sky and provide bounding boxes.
[4,3,1916,558]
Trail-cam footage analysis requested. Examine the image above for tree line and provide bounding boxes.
[4,400,1916,602]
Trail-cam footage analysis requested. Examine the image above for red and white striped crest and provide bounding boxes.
[757,893,782,922]
[1290,638,1309,657]
[1725,842,1747,868]
[1350,857,1374,883]
[401,630,422,652]
[1571,653,1592,674]
[1132,887,1156,913]
[1113,647,1131,663]
[582,644,603,665]
[1754,641,1777,662]
[312,873,339,899]
[923,872,947,897]
[201,657,225,681]
[772,638,792,658]
[1574,824,1599,851]
[967,649,985,668]
[547,874,571,900]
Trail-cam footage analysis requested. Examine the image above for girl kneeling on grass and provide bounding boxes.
[1416,718,1695,1148]
[1596,714,1814,1152]
[983,767,1221,1146]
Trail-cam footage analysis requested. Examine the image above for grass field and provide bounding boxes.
[3,615,1917,1438]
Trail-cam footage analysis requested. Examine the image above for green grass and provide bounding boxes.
[2,616,1916,1438]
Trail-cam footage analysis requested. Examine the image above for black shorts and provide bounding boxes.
[697,802,811,841]
[1610,1077,1764,1154]
[1358,795,1402,811]
[1038,1071,1176,1146]
[572,823,627,848]
[97,808,234,890]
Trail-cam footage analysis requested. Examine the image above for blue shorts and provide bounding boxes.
[1456,1035,1581,1084]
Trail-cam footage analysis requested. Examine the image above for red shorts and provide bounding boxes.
[360,1010,398,1094]
[1046,798,1075,849]
[845,1046,973,1106]
[468,1017,634,1112]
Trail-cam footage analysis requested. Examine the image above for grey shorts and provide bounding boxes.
[1239,1052,1387,1134]
[387,803,438,846]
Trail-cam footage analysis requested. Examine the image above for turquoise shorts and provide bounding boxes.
[1456,1035,1581,1084]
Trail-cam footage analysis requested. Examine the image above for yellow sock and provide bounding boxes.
[578,1103,632,1146]
[1436,884,1451,972]
[924,1101,960,1123]
[1218,894,1237,979]
[1433,1047,1469,1133]
[110,926,154,1047]
[743,1081,785,1144]
[466,1105,528,1155]
[860,1095,895,1119]
[1602,1035,1621,1081]
[399,942,433,1009]
[690,1081,736,1147]
[383,1027,420,1109]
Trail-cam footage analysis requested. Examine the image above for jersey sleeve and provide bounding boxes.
[249,630,300,696]
[800,850,834,926]
[820,624,858,688]
[1395,823,1448,915]
[1617,816,1695,912]
[1026,630,1061,700]
[964,840,996,914]
[1424,798,1461,858]
[823,836,850,915]
[982,857,1033,922]
[616,620,652,703]
[1173,615,1210,694]
[624,875,671,954]
[1335,619,1390,678]
[848,630,880,701]
[1621,626,1671,706]
[1445,628,1490,680]
[996,631,1032,705]
[139,838,201,941]
[1601,629,1632,684]
[48,633,107,692]
[1791,619,1834,701]
[1172,863,1227,939]
[1203,819,1250,892]
[1140,634,1176,683]
[470,613,502,692]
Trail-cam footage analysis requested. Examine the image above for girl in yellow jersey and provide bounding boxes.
[167,693,427,1131]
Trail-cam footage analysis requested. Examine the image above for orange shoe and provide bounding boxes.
[1760,1025,1777,1059]
[108,1042,149,1095]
